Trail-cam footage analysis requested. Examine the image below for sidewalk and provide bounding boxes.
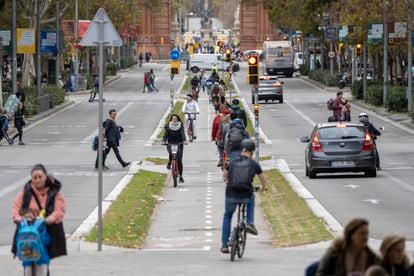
[298,75,414,131]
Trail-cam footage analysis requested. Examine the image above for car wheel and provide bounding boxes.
[365,169,377,177]
[309,169,317,179]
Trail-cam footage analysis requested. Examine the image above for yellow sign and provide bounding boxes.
[17,28,36,54]
[188,45,194,55]
[171,60,180,74]
[160,36,164,45]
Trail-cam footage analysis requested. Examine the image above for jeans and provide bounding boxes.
[221,195,255,246]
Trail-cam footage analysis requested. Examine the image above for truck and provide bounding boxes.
[262,40,294,77]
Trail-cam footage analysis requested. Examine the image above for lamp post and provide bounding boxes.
[383,0,388,105]
[12,0,16,94]
[55,0,60,85]
[74,0,79,91]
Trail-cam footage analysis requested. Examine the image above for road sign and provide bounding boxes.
[41,31,57,54]
[367,23,384,45]
[324,27,337,41]
[328,51,335,58]
[339,25,348,42]
[170,49,180,61]
[80,8,123,47]
[17,28,35,54]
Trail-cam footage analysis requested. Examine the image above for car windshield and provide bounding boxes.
[317,126,365,140]
[268,47,291,56]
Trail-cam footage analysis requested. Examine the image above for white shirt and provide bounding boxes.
[182,100,200,114]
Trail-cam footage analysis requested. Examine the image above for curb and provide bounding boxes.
[65,74,123,96]
[297,75,351,94]
[70,161,142,240]
[273,158,344,236]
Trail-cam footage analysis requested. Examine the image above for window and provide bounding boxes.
[317,126,365,140]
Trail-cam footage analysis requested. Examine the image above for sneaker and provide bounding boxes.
[18,142,25,145]
[8,141,13,145]
[122,162,131,168]
[103,166,109,170]
[166,163,171,170]
[217,160,223,167]
[376,167,382,171]
[220,245,230,254]
[179,176,184,183]
[246,224,258,235]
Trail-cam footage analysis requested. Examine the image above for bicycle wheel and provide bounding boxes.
[189,121,193,142]
[237,227,247,258]
[171,159,178,187]
[230,227,239,262]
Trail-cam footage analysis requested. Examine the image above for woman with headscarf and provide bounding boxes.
[316,218,380,276]
[162,114,187,183]
[379,235,412,276]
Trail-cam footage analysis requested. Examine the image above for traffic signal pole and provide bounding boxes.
[253,87,259,164]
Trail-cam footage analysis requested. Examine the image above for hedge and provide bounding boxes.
[386,86,407,112]
[43,85,66,108]
[365,84,383,106]
[309,69,337,87]
[106,63,117,76]
[299,64,309,76]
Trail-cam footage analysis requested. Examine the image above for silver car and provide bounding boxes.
[301,122,377,179]
[252,76,284,104]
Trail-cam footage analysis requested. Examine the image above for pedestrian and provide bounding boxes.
[145,52,150,63]
[15,82,25,113]
[97,109,130,169]
[89,74,99,102]
[11,103,25,145]
[220,139,267,253]
[341,96,351,122]
[11,164,67,276]
[143,72,153,93]
[316,218,380,276]
[379,235,412,276]
[162,114,187,183]
[199,69,207,92]
[0,109,13,145]
[138,53,143,67]
[149,69,159,92]
[358,113,382,170]
[331,91,345,122]
[149,52,152,62]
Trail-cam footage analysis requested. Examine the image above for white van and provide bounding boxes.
[294,52,304,71]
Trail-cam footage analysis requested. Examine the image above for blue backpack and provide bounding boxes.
[16,218,48,262]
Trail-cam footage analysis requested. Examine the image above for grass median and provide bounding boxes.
[257,169,332,247]
[158,101,184,139]
[86,170,167,248]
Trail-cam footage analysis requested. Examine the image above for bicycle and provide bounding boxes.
[185,112,198,142]
[229,203,247,261]
[162,142,185,188]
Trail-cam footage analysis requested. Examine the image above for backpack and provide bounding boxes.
[16,219,48,262]
[305,261,320,276]
[327,98,334,110]
[212,83,220,94]
[228,156,255,192]
[92,135,99,151]
[227,125,247,151]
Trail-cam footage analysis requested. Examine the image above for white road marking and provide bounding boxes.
[205,233,212,237]
[286,101,316,126]
[206,210,211,213]
[0,176,31,199]
[206,215,212,219]
[205,239,212,243]
[363,199,381,204]
[162,66,169,72]
[206,220,212,224]
[345,184,360,189]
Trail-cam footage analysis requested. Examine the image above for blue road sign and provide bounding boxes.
[170,49,180,61]
[194,37,200,43]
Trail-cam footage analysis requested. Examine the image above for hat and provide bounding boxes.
[186,94,193,99]
[232,99,240,105]
[380,235,405,257]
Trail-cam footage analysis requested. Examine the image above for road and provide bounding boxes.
[234,63,414,240]
[0,62,182,246]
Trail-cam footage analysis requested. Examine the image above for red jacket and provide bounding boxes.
[332,98,343,117]
[211,110,231,140]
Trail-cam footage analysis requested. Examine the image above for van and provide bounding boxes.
[294,52,304,71]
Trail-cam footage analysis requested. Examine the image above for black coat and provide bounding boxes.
[12,178,67,259]
[162,123,186,144]
[104,119,118,143]
[14,110,24,127]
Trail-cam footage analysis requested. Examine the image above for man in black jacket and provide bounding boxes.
[359,112,382,170]
[96,109,130,169]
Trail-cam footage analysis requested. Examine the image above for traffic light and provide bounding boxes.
[356,43,362,56]
[225,48,232,62]
[247,55,259,85]
[254,104,260,117]
[171,60,180,75]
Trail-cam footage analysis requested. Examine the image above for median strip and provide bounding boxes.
[86,170,167,248]
[256,168,333,247]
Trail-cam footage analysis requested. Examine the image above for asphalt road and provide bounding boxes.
[0,62,182,246]
[234,63,414,240]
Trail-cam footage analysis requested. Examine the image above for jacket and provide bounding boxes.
[361,121,381,138]
[316,246,380,276]
[231,105,248,127]
[162,122,186,144]
[12,178,67,259]
[332,98,343,117]
[104,119,119,143]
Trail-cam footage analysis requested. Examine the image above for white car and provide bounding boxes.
[190,54,238,73]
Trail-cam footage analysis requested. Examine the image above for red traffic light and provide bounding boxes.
[248,55,258,65]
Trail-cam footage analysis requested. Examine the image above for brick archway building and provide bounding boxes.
[239,1,280,52]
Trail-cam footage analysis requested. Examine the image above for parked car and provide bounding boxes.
[294,52,304,71]
[301,122,377,179]
[252,76,284,104]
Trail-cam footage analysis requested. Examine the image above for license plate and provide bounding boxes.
[331,161,355,167]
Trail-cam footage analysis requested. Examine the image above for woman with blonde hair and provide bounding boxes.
[380,235,412,276]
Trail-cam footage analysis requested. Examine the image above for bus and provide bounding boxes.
[263,41,294,77]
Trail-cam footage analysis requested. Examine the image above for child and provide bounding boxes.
[19,208,51,276]
[0,110,13,145]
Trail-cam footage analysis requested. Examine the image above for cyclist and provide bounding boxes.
[358,112,382,170]
[190,74,200,91]
[182,94,200,141]
[221,139,267,254]
[230,99,248,128]
[162,114,187,183]
[211,63,218,75]
[224,117,249,161]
